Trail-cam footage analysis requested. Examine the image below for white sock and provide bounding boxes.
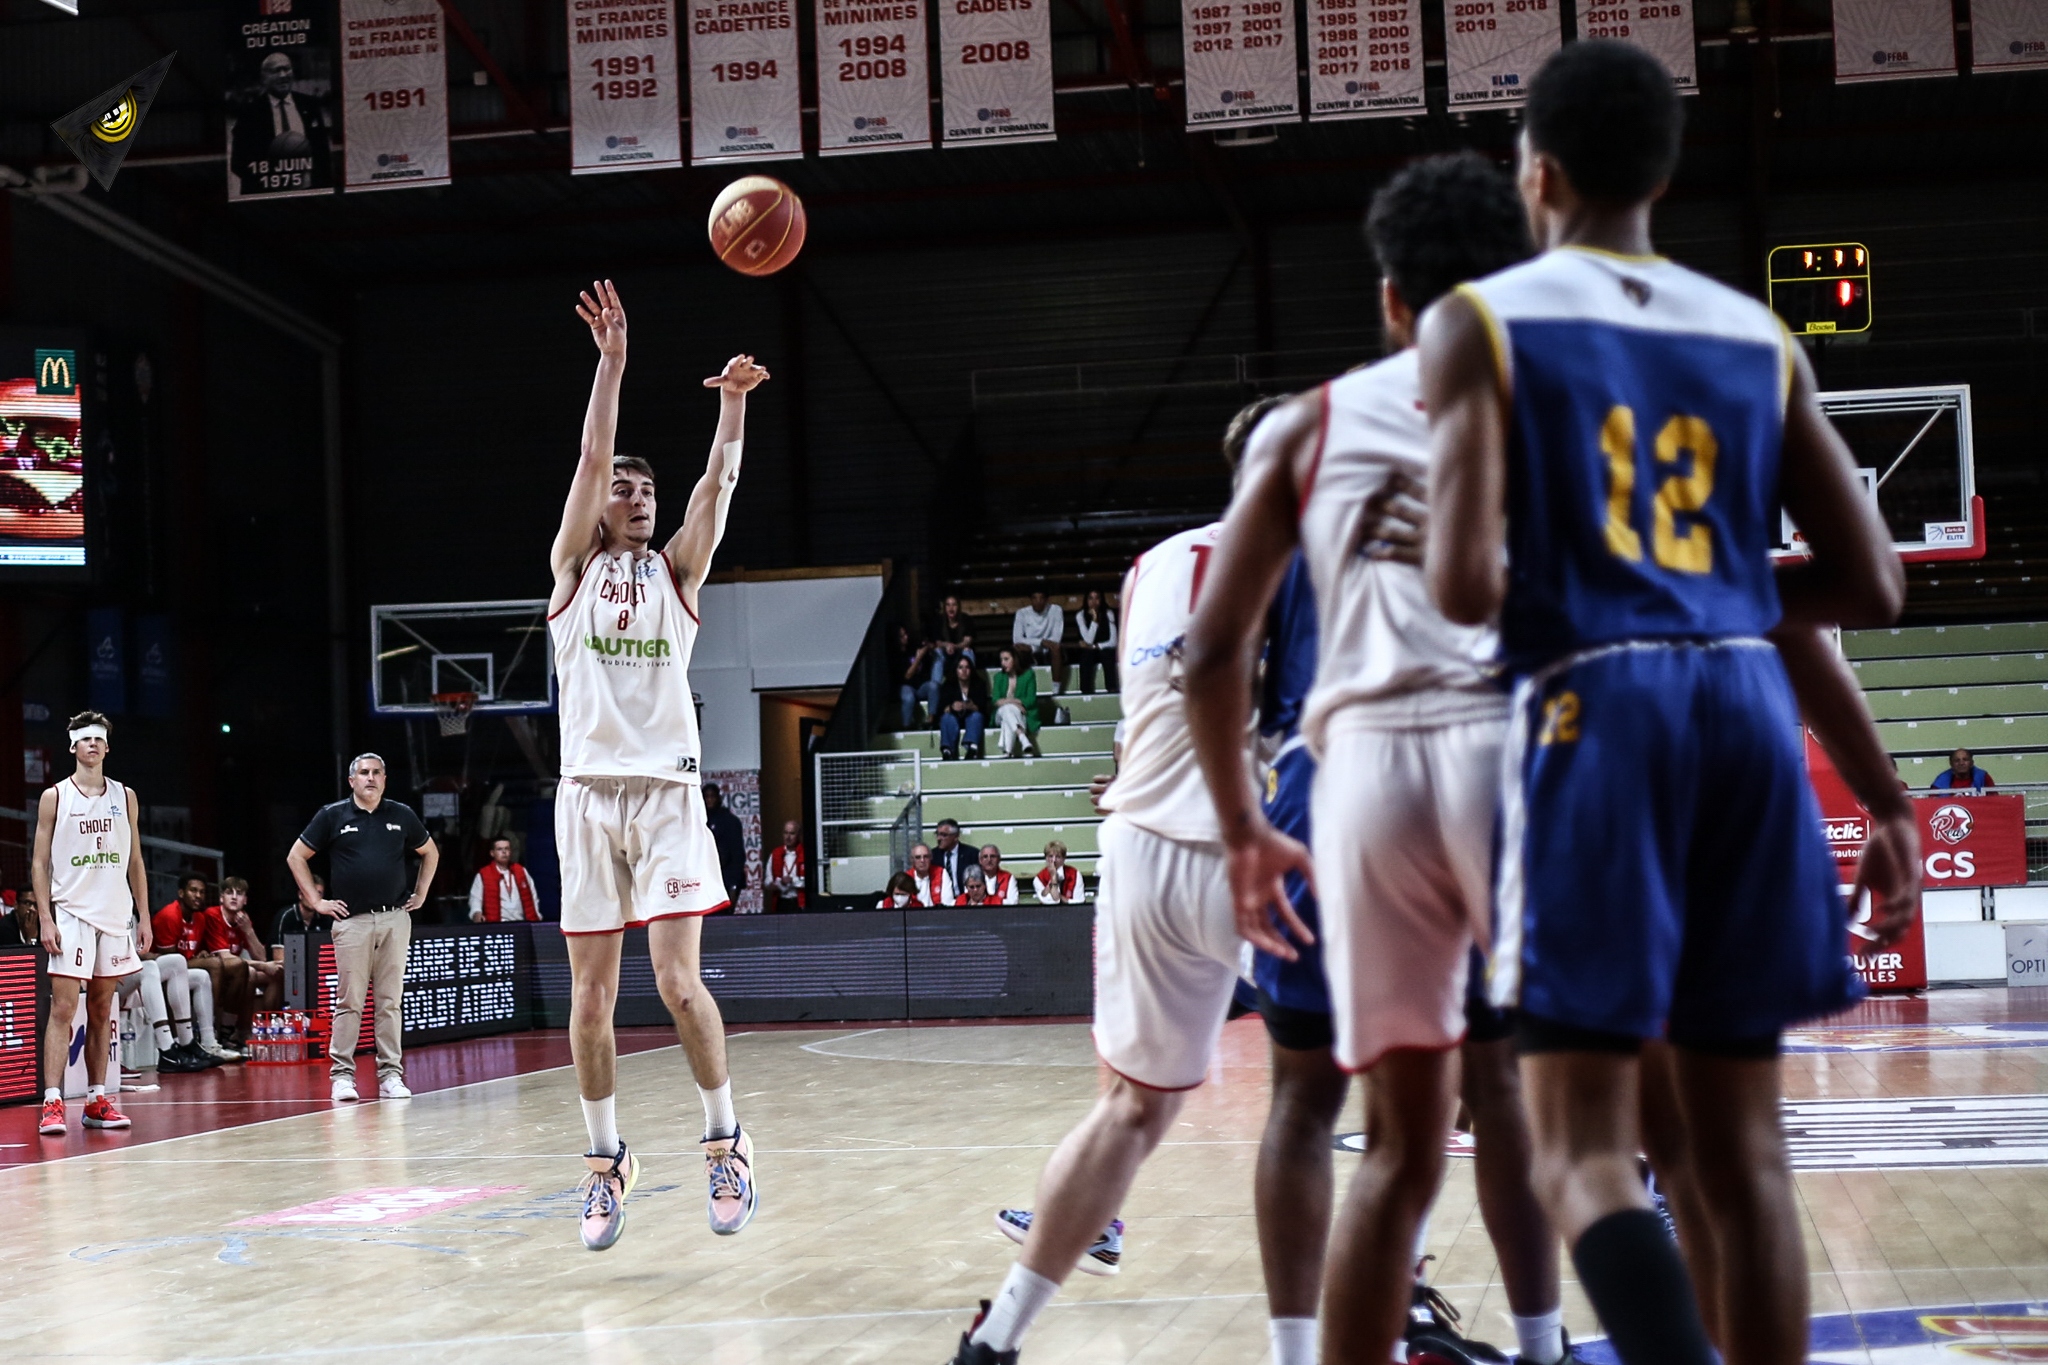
[87,1084,105,1101]
[700,1080,736,1140]
[971,1263,1060,1353]
[153,1020,174,1049]
[1512,1308,1565,1365]
[194,1013,217,1047]
[581,1095,620,1155]
[173,1016,193,1045]
[1268,1316,1317,1365]
[44,1088,61,1103]
[1411,1207,1433,1276]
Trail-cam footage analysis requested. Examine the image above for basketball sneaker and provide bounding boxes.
[941,1300,1019,1365]
[378,1076,412,1099]
[579,1142,641,1251]
[994,1208,1123,1276]
[37,1098,65,1136]
[1406,1280,1510,1365]
[331,1077,359,1102]
[157,1042,212,1073]
[81,1095,131,1130]
[1514,1330,1590,1365]
[200,1040,246,1063]
[703,1125,758,1235]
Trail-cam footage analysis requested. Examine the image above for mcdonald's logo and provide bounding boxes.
[35,349,78,396]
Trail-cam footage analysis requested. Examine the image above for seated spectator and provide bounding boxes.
[275,875,324,943]
[117,943,213,1073]
[470,837,541,922]
[934,652,991,760]
[956,866,996,907]
[1071,589,1119,696]
[876,871,920,909]
[1012,590,1066,694]
[153,873,252,1048]
[931,818,971,890]
[765,821,806,912]
[934,595,976,676]
[1035,841,1081,904]
[896,624,939,731]
[1932,747,1995,790]
[903,842,955,907]
[992,647,1040,758]
[220,877,284,1009]
[0,886,38,947]
[137,906,232,1067]
[977,844,1020,905]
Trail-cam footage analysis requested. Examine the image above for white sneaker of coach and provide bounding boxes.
[332,1077,359,1102]
[379,1077,412,1099]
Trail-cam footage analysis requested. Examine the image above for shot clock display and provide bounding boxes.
[1768,243,1872,336]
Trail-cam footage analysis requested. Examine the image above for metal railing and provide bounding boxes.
[815,749,922,892]
[0,807,227,911]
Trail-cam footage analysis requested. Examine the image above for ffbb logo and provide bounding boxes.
[34,349,77,396]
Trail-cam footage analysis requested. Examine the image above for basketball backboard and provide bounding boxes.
[370,600,554,715]
[1777,383,1983,564]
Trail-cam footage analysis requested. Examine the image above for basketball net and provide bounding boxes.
[431,691,477,737]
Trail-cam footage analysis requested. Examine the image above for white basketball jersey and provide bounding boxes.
[48,776,137,934]
[1297,349,1507,756]
[1099,523,1245,845]
[550,548,704,783]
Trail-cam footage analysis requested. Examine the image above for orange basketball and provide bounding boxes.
[708,176,806,277]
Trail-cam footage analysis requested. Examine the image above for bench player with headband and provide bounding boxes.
[943,516,1255,1365]
[1421,43,1920,1364]
[33,710,151,1137]
[1184,156,1581,1365]
[548,279,769,1251]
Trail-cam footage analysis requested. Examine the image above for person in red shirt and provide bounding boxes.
[153,873,252,1046]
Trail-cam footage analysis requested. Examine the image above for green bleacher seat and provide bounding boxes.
[1875,715,2048,755]
[1850,653,2048,690]
[1842,622,2048,661]
[917,789,1098,822]
[1861,683,2048,722]
[884,755,1115,793]
[879,723,1115,758]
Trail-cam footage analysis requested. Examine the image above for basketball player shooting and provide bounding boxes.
[548,278,768,1251]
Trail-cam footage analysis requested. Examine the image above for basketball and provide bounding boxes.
[707,176,806,277]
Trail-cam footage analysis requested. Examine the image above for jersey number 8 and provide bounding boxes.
[1600,405,1717,575]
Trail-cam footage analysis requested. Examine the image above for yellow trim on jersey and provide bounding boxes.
[1559,243,1669,265]
[1454,283,1513,405]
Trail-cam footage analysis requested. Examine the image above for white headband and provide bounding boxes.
[69,725,108,747]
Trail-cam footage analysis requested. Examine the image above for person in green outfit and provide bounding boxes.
[992,646,1040,758]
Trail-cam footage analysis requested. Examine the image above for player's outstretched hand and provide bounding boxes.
[1853,804,1922,947]
[576,280,628,359]
[705,354,770,394]
[1359,470,1429,566]
[1226,822,1316,961]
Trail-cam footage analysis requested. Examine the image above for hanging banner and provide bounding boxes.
[1444,0,1558,108]
[1832,0,1954,82]
[568,0,683,174]
[1972,0,2048,72]
[340,0,450,190]
[814,0,932,154]
[1181,0,1300,128]
[226,0,340,201]
[1580,0,1696,92]
[1308,0,1422,121]
[687,0,803,163]
[938,0,1055,145]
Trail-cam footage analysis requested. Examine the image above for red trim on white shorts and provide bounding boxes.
[558,900,732,936]
[1095,1050,1206,1093]
[1335,1033,1465,1077]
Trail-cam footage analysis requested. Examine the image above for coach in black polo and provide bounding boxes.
[286,753,439,1104]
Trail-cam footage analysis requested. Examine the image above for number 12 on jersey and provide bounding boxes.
[1601,404,1718,574]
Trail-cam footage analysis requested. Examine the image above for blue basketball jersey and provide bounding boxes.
[1459,248,1797,673]
[1260,553,1320,741]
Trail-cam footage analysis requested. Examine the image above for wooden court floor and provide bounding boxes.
[8,989,2048,1364]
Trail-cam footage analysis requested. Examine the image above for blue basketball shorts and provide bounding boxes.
[1251,741,1333,1048]
[1490,637,1860,1045]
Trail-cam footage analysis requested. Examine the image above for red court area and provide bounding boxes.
[0,1025,685,1167]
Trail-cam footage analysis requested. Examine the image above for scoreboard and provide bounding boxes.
[0,949,42,1103]
[1768,242,1873,336]
[287,923,532,1048]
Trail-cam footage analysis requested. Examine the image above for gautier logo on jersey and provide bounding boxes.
[70,851,121,867]
[585,635,672,658]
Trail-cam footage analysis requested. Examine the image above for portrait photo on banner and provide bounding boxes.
[225,0,339,201]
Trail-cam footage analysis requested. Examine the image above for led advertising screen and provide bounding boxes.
[0,331,90,574]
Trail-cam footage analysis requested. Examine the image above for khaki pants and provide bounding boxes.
[329,911,412,1080]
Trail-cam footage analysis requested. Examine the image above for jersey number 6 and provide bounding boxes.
[1600,405,1718,575]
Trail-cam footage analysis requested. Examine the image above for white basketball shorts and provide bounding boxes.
[49,908,139,980]
[1312,713,1504,1072]
[557,776,730,934]
[1091,814,1242,1092]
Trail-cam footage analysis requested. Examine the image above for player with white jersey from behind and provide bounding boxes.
[548,279,768,1251]
[34,710,152,1137]
[944,518,1262,1365]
